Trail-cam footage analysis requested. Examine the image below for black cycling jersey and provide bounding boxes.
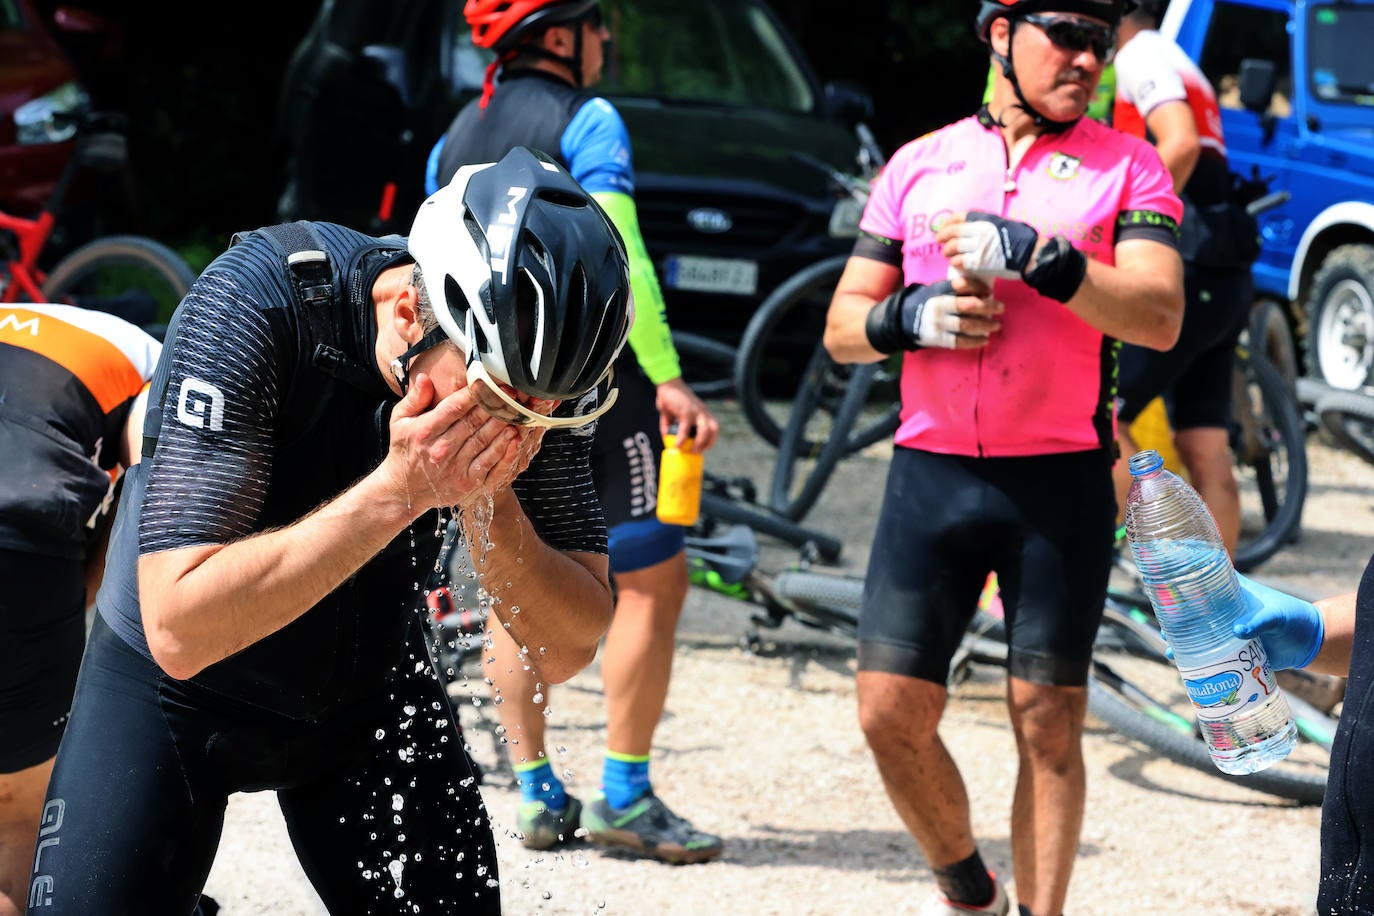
[98,220,606,719]
[1319,554,1374,914]
[434,71,587,187]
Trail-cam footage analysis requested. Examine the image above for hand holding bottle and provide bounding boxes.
[1231,574,1325,671]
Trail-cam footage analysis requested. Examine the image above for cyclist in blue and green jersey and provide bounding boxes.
[425,0,723,866]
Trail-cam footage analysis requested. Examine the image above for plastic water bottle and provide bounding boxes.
[1123,449,1296,775]
[656,433,703,527]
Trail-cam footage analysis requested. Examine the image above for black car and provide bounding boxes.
[274,0,879,343]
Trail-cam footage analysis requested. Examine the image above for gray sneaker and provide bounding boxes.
[515,795,583,850]
[581,792,723,864]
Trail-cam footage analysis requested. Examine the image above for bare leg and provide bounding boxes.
[0,757,56,916]
[1007,677,1088,916]
[485,620,552,769]
[856,671,977,868]
[599,552,689,757]
[1174,426,1241,557]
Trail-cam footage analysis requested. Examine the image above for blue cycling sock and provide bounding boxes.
[601,751,651,809]
[514,759,566,811]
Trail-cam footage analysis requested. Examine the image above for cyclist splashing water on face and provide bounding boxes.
[821,1,1185,913]
[31,145,631,915]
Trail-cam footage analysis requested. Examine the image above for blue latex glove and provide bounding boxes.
[1231,573,1325,671]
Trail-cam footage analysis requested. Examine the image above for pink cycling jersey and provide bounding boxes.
[859,110,1181,457]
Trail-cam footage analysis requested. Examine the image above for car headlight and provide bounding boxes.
[828,195,865,239]
[15,82,90,145]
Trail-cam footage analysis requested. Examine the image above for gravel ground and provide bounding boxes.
[201,400,1374,915]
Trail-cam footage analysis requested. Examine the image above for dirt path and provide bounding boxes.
[202,403,1372,915]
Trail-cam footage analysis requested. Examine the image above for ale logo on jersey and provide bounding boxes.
[177,377,225,431]
[1047,153,1082,181]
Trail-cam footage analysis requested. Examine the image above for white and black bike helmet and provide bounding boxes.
[407,145,632,405]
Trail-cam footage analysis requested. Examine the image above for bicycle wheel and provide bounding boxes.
[768,348,879,520]
[1316,388,1374,468]
[1087,596,1329,804]
[734,255,899,451]
[42,234,197,332]
[671,329,737,400]
[1230,349,1309,572]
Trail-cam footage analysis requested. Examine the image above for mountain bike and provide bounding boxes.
[0,110,196,330]
[685,507,1333,804]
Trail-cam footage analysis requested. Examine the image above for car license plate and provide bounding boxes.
[664,256,758,296]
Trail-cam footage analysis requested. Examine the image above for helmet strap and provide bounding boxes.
[390,327,451,394]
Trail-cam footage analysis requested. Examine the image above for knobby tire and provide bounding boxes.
[734,255,899,451]
[769,351,879,520]
[1316,388,1374,468]
[42,234,197,315]
[1231,350,1309,572]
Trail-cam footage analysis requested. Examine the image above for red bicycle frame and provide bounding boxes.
[0,207,55,303]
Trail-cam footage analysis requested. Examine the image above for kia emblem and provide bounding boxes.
[686,208,733,234]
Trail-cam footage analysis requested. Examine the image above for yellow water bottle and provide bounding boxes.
[657,433,702,527]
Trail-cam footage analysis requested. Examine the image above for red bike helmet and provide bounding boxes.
[465,0,600,50]
[976,0,1132,41]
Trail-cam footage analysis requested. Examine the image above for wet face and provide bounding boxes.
[993,13,1111,121]
[409,343,559,425]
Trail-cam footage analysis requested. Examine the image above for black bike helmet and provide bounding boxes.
[407,145,631,403]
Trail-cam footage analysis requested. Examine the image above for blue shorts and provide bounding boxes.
[592,353,684,574]
[858,447,1115,687]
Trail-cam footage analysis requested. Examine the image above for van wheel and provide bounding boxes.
[1307,244,1374,390]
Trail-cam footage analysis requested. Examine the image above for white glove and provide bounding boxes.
[951,212,1040,280]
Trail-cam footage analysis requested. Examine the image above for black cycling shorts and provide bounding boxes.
[1116,262,1254,429]
[592,354,684,573]
[857,446,1116,687]
[0,548,85,773]
[31,613,498,915]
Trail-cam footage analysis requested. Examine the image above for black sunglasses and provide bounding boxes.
[1022,14,1116,61]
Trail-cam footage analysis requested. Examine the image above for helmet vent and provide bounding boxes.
[537,188,590,210]
[442,274,473,328]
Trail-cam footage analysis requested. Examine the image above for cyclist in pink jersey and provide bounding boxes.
[823,1,1183,913]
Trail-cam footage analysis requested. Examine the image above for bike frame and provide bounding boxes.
[0,207,55,303]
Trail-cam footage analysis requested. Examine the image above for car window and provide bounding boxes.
[447,0,816,114]
[1197,1,1292,118]
[1308,4,1374,107]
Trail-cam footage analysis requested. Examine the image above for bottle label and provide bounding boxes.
[1177,640,1281,722]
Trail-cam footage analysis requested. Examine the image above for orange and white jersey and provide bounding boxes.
[1113,28,1226,161]
[0,303,160,557]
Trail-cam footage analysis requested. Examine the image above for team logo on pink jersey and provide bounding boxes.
[1048,153,1082,180]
